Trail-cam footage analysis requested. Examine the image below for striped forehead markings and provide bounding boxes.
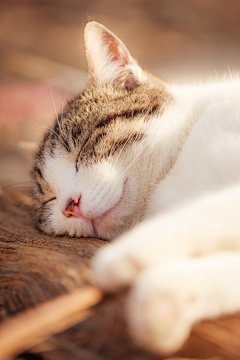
[95,106,157,130]
[109,132,145,155]
[35,85,171,168]
[75,101,159,159]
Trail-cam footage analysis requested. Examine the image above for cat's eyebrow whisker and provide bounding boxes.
[119,135,147,178]
[113,126,147,171]
[61,86,69,118]
[121,153,143,179]
[112,123,144,167]
[107,138,124,165]
[112,135,131,163]
[36,126,70,151]
[60,84,70,140]
[111,134,135,170]
[45,71,61,124]
[44,69,70,151]
[44,70,64,137]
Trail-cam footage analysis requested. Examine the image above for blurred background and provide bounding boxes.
[1,0,240,190]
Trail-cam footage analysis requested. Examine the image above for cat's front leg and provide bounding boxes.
[92,213,190,292]
[127,252,240,355]
[93,184,240,291]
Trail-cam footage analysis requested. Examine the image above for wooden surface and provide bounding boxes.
[1,186,240,360]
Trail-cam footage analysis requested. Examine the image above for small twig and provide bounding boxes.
[0,286,103,360]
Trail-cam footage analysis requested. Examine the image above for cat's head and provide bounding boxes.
[31,21,172,240]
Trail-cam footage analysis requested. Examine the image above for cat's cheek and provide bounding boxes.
[92,179,136,240]
[93,212,127,241]
[92,215,117,241]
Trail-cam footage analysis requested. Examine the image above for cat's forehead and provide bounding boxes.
[70,85,166,157]
[37,84,169,165]
[63,84,163,131]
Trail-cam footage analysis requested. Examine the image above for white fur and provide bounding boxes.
[93,78,240,354]
[43,155,130,238]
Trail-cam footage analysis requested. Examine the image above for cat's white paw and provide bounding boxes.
[92,242,141,292]
[127,262,203,355]
[92,215,188,292]
[93,185,240,293]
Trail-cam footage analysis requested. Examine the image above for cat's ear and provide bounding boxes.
[84,21,146,90]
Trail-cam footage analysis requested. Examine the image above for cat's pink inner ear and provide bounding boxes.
[84,21,142,89]
[103,32,130,66]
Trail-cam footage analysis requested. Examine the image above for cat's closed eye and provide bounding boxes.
[43,197,56,205]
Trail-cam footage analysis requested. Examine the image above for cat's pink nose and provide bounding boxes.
[62,196,85,218]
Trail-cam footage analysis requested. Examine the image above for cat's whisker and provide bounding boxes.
[45,71,61,127]
[1,179,34,185]
[121,157,142,179]
[3,184,35,190]
[36,126,70,151]
[120,137,147,178]
[112,126,145,170]
[60,85,70,141]
[44,70,70,151]
[111,135,133,166]
[16,202,29,219]
[1,180,35,189]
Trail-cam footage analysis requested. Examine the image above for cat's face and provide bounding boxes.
[31,21,171,240]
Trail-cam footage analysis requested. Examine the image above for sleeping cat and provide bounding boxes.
[31,21,240,355]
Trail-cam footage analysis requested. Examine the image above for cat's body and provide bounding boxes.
[32,21,240,355]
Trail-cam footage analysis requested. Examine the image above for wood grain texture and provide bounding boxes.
[0,286,102,360]
[0,195,104,316]
[1,192,240,360]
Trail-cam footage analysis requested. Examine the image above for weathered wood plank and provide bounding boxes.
[0,194,104,315]
[1,192,240,360]
[0,287,102,360]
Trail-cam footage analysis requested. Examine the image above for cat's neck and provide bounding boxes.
[144,77,240,218]
[150,77,240,177]
[144,83,205,183]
